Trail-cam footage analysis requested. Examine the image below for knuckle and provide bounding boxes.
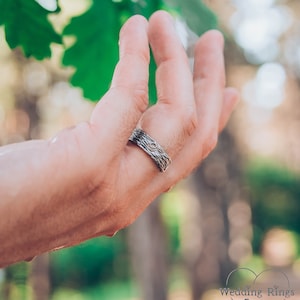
[87,181,116,213]
[108,196,139,231]
[110,84,148,115]
[131,81,149,113]
[180,106,198,137]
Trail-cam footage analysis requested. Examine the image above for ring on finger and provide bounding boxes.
[129,128,172,172]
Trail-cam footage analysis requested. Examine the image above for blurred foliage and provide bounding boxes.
[48,199,182,293]
[164,0,217,36]
[50,233,129,289]
[51,281,138,300]
[246,160,300,253]
[0,0,217,101]
[160,191,184,258]
[2,262,30,300]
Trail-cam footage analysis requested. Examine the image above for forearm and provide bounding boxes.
[0,132,98,267]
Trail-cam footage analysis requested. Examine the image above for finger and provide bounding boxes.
[138,11,197,157]
[193,30,225,137]
[144,31,228,187]
[218,87,239,132]
[90,15,150,154]
[147,88,239,196]
[149,11,194,107]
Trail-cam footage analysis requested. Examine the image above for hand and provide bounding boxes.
[0,11,238,267]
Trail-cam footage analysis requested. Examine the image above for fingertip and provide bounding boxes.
[208,30,224,45]
[193,29,226,87]
[195,29,224,52]
[123,14,148,28]
[148,10,175,40]
[118,14,150,61]
[119,14,149,44]
[149,10,174,24]
[148,10,189,67]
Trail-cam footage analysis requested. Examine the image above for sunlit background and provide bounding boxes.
[1,0,300,299]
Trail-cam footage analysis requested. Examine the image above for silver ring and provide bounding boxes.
[129,128,171,172]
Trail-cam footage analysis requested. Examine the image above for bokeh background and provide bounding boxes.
[1,0,300,299]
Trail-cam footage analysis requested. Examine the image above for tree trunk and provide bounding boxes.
[183,129,252,299]
[127,197,169,300]
[30,255,50,300]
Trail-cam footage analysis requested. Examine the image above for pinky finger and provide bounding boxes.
[218,87,239,132]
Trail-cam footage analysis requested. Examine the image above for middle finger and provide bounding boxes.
[134,11,197,163]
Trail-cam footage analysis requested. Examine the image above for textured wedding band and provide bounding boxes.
[129,128,172,172]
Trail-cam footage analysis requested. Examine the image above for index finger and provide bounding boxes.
[90,15,150,154]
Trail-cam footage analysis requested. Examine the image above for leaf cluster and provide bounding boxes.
[246,162,300,253]
[0,0,217,102]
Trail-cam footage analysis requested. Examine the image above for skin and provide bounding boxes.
[0,11,239,268]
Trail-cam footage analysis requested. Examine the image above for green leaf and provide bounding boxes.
[149,52,157,106]
[163,0,218,35]
[62,0,163,102]
[127,0,163,19]
[62,0,120,101]
[0,0,61,59]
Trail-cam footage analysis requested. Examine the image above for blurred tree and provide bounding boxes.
[183,129,252,299]
[127,198,169,300]
[30,255,50,300]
